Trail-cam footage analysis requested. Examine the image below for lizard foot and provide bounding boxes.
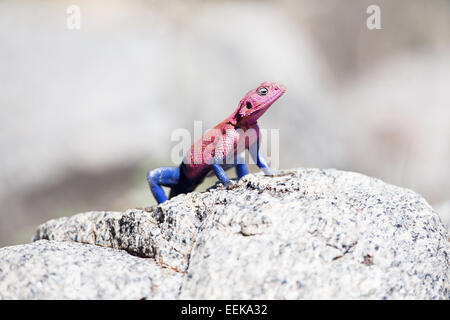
[226,182,241,190]
[265,171,296,178]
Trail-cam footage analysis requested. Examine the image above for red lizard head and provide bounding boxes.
[230,81,286,128]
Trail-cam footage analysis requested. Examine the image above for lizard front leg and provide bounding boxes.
[211,163,232,187]
[210,126,240,187]
[249,125,274,176]
[235,151,250,178]
[251,149,274,175]
[212,152,248,189]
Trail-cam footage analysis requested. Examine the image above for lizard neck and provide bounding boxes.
[227,105,259,130]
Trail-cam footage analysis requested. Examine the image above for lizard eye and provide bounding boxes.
[246,101,252,109]
[257,87,268,96]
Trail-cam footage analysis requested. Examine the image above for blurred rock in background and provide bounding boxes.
[0,0,449,246]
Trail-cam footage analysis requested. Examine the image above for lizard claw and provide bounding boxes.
[268,171,296,177]
[225,181,240,190]
[262,167,276,176]
[263,168,293,177]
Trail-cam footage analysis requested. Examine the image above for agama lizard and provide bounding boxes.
[147,81,286,204]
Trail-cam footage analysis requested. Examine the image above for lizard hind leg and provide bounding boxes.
[147,167,181,204]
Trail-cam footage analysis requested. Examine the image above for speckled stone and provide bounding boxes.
[32,205,204,273]
[0,240,182,300]
[435,200,450,233]
[29,168,450,299]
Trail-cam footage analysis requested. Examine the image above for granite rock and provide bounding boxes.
[435,200,450,233]
[0,240,182,300]
[10,169,450,299]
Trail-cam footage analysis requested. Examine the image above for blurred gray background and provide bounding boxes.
[1,0,449,246]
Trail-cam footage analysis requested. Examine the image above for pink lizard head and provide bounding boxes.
[231,81,286,127]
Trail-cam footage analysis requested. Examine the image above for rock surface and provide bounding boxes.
[0,240,182,300]
[3,168,450,299]
[435,200,450,233]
